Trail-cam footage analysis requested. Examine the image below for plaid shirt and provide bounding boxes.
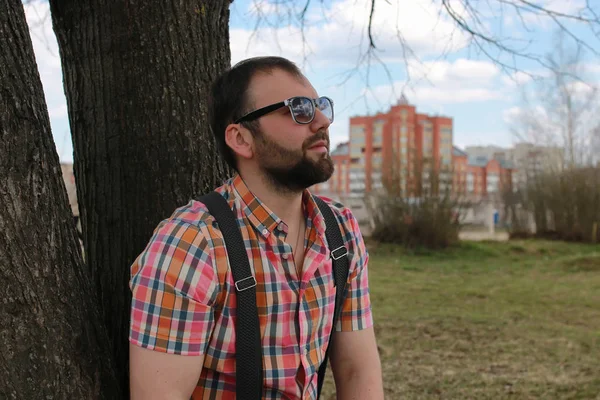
[129,175,373,399]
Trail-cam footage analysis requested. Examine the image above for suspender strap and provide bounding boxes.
[314,196,350,399]
[199,191,263,400]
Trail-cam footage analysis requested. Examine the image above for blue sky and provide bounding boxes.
[24,0,600,163]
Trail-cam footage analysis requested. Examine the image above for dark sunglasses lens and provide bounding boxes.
[316,97,333,122]
[290,97,314,123]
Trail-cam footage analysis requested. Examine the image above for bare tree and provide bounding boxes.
[510,32,600,169]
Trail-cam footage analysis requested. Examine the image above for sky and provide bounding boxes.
[23,0,600,163]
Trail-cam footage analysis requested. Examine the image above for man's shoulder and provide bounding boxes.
[167,184,233,228]
[167,198,216,229]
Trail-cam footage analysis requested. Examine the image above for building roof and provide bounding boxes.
[331,142,349,156]
[453,146,468,157]
[467,155,515,169]
[397,93,410,105]
[499,159,514,169]
[468,156,490,167]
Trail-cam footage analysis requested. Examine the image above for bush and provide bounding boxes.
[366,193,466,249]
[504,167,600,243]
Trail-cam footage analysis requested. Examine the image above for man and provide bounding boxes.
[129,56,383,399]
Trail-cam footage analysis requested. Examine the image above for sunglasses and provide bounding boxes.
[235,96,334,125]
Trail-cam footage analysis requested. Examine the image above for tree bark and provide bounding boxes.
[0,0,119,398]
[48,0,232,393]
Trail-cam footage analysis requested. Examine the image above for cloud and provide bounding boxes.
[230,0,470,68]
[503,106,523,124]
[520,0,587,27]
[23,2,68,121]
[408,59,500,84]
[365,58,503,106]
[49,104,68,119]
[502,71,534,87]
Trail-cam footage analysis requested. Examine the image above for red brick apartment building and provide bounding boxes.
[313,96,514,199]
[452,148,514,199]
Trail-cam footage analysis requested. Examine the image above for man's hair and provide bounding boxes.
[209,56,304,171]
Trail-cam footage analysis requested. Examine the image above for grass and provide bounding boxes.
[321,240,600,399]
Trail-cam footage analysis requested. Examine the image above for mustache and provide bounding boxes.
[303,131,329,151]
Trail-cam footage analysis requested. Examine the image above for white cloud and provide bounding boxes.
[408,59,500,84]
[520,0,586,27]
[503,106,522,124]
[584,63,600,76]
[503,104,552,124]
[365,58,503,106]
[23,2,68,122]
[49,104,68,119]
[231,0,470,68]
[503,106,519,122]
[502,71,534,87]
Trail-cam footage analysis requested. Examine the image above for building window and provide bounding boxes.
[467,173,474,192]
[351,125,365,135]
[351,135,365,145]
[487,173,499,193]
[350,145,362,157]
[372,154,382,165]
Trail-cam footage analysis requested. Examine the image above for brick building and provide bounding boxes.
[313,97,516,201]
[452,147,514,199]
[314,95,454,196]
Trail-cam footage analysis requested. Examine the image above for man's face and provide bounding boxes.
[245,70,335,193]
[254,127,334,193]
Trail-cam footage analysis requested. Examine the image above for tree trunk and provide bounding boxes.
[48,0,232,393]
[0,0,119,398]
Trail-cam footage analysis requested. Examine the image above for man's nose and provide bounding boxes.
[310,108,331,133]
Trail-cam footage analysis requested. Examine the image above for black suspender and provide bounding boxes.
[313,196,349,398]
[199,192,349,399]
[200,192,263,399]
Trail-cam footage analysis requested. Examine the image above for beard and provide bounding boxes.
[254,130,335,193]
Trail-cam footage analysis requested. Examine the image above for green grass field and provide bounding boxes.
[322,240,600,399]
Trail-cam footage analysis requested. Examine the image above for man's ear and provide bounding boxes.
[225,123,254,161]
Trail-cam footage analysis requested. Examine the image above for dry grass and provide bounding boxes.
[321,240,600,399]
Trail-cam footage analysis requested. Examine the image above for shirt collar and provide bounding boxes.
[229,174,327,240]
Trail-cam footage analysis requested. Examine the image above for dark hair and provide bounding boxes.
[209,56,304,171]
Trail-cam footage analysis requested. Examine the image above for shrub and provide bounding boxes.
[366,185,467,250]
[504,167,600,243]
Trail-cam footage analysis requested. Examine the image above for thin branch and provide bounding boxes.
[367,0,377,49]
[515,0,598,23]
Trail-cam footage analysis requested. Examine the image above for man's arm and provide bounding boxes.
[329,327,384,400]
[128,214,220,399]
[130,345,204,400]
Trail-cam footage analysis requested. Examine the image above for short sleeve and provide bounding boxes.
[335,209,374,332]
[129,218,220,356]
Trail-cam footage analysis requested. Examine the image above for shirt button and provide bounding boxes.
[282,253,289,260]
[262,228,268,236]
[277,222,285,231]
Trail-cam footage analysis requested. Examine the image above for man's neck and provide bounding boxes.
[238,170,304,225]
